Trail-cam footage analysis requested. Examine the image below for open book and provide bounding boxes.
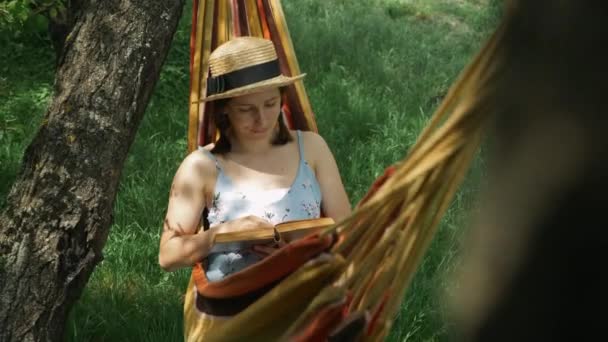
[209,217,335,254]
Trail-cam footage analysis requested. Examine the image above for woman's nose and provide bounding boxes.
[251,108,265,124]
[253,107,273,124]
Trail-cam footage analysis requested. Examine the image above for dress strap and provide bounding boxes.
[296,130,305,162]
[199,147,222,171]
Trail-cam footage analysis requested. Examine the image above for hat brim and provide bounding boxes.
[200,73,306,102]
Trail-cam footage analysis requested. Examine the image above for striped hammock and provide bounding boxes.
[185,0,504,340]
[187,0,317,153]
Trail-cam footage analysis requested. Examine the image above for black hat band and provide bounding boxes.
[207,59,282,96]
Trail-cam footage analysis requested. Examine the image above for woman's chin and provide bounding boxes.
[248,129,271,139]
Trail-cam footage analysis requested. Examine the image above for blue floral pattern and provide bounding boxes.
[301,200,322,218]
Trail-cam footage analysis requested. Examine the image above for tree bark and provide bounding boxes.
[0,0,184,341]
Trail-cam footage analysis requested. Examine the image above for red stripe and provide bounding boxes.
[283,104,295,129]
[193,234,334,298]
[231,0,241,36]
[366,291,391,336]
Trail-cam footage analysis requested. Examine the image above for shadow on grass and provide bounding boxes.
[66,267,190,342]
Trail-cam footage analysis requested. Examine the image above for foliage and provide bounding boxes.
[0,0,67,35]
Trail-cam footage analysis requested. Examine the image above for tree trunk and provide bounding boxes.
[0,0,184,341]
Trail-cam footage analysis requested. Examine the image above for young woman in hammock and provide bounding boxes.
[158,37,351,337]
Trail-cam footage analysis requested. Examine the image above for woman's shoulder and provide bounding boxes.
[296,130,330,150]
[293,130,326,147]
[174,144,218,179]
[293,130,333,166]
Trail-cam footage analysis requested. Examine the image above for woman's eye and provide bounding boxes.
[238,108,252,113]
[265,102,277,108]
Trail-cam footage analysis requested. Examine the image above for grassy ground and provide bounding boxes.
[0,0,500,340]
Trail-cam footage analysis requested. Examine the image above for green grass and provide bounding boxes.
[0,0,500,340]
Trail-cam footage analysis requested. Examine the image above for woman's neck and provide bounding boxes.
[228,132,275,155]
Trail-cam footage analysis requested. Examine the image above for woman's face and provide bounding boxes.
[225,87,282,141]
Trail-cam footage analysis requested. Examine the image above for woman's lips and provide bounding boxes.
[251,127,268,134]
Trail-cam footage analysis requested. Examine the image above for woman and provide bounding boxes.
[158,37,351,339]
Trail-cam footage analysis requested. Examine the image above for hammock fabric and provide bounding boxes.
[185,0,505,341]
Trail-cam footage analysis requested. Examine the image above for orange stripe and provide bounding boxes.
[257,0,271,39]
[291,302,347,342]
[193,234,334,298]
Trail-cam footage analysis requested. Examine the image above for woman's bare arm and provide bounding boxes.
[304,132,352,221]
[159,150,216,271]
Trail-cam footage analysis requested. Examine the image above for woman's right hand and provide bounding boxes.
[214,215,274,235]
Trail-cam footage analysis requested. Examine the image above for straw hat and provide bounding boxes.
[202,36,305,102]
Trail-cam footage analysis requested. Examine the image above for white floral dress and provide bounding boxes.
[201,130,322,282]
